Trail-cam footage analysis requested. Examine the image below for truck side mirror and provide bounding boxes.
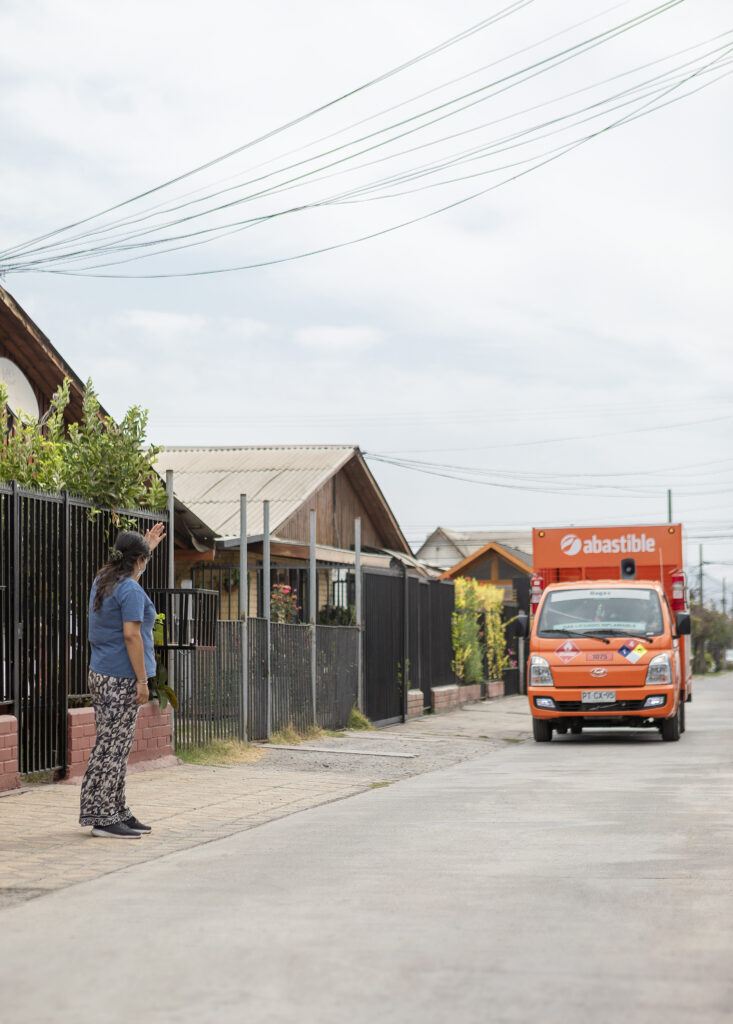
[514,611,529,638]
[675,611,691,636]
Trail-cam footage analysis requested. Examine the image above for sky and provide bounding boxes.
[0,0,731,600]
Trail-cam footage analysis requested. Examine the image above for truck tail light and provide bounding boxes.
[530,574,545,615]
[670,569,687,613]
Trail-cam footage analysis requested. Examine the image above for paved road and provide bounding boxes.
[2,676,732,1023]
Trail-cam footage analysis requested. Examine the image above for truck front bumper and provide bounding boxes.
[528,686,676,725]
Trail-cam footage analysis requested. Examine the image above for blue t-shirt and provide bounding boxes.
[89,576,157,679]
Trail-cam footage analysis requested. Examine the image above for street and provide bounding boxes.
[2,676,733,1024]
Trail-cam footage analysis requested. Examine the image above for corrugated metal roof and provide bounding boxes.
[156,445,356,539]
[415,527,532,569]
[493,542,533,570]
[443,529,532,557]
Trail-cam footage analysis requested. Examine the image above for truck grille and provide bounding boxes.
[554,699,649,712]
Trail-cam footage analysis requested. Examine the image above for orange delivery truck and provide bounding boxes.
[515,524,692,743]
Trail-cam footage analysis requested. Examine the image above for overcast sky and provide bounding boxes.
[1,0,731,595]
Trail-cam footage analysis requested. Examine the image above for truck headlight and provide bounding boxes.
[645,653,672,685]
[529,655,554,686]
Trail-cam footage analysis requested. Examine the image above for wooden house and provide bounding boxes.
[154,444,424,618]
[416,526,532,571]
[0,284,92,424]
[440,539,533,613]
[0,284,214,551]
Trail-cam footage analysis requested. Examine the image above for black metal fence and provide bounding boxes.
[172,619,360,747]
[148,588,219,650]
[171,621,243,748]
[317,624,358,731]
[363,569,456,725]
[0,482,168,774]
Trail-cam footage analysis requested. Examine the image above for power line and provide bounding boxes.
[3,0,721,280]
[0,0,537,260]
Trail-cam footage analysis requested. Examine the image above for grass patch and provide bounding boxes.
[324,729,347,738]
[502,737,523,744]
[370,781,392,789]
[348,707,373,730]
[23,770,55,785]
[269,722,330,745]
[269,724,303,746]
[177,739,264,766]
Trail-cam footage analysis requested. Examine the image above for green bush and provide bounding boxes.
[0,377,165,513]
[452,577,512,683]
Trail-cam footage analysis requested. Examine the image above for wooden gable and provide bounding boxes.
[0,285,93,424]
[276,451,409,553]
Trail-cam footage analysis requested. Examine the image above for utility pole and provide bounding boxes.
[239,495,248,742]
[723,578,727,616]
[699,544,703,608]
[667,489,672,524]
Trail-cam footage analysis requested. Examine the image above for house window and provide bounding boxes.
[331,568,350,609]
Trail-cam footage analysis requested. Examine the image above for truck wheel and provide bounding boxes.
[533,718,553,742]
[660,708,681,742]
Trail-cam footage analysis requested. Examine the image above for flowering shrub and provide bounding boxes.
[271,584,300,623]
[452,577,513,683]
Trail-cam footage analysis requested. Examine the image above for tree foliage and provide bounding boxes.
[690,601,733,673]
[452,577,512,684]
[0,377,166,512]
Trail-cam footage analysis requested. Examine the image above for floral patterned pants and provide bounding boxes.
[79,671,140,827]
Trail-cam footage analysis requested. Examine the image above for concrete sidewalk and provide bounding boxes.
[0,696,530,908]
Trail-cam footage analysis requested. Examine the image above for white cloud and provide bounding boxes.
[117,310,206,337]
[1,0,732,569]
[293,326,385,353]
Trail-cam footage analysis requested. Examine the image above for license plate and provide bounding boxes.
[581,690,616,704]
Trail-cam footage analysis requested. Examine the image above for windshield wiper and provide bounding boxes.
[542,629,610,645]
[595,629,655,643]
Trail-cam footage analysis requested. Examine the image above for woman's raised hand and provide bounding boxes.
[144,522,167,552]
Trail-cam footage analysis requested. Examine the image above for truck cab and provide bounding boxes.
[521,525,692,743]
[527,578,689,741]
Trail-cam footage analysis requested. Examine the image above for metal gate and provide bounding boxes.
[0,482,168,775]
[362,569,455,725]
[363,570,405,725]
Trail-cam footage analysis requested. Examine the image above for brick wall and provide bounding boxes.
[0,715,20,793]
[66,701,173,779]
[430,683,488,715]
[458,684,483,704]
[431,684,460,713]
[407,689,424,718]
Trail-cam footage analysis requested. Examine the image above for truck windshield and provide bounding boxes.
[537,587,664,638]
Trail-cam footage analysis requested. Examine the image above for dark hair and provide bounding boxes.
[93,530,150,611]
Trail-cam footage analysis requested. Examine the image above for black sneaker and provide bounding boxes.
[123,815,151,833]
[91,822,141,839]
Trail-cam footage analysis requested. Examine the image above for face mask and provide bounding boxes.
[137,563,147,579]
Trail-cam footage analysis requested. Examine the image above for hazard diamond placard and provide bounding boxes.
[554,639,581,663]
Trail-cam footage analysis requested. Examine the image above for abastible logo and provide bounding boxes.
[560,534,582,556]
[560,533,656,556]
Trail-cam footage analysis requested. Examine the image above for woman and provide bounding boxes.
[79,524,166,839]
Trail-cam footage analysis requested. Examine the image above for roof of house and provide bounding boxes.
[441,539,533,579]
[415,526,532,568]
[0,284,100,423]
[155,444,411,552]
[0,285,216,551]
